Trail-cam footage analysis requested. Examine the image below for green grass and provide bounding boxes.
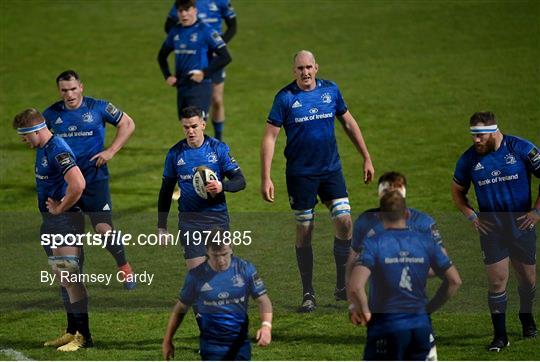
[1,0,539,360]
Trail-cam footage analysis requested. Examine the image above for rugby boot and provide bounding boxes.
[118,262,137,290]
[44,332,74,347]
[57,332,93,352]
[297,292,316,313]
[487,336,509,352]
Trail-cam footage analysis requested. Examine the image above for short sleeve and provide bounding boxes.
[206,29,226,51]
[334,84,347,116]
[163,149,179,179]
[517,139,540,177]
[351,213,371,252]
[246,262,267,299]
[218,143,239,174]
[96,99,123,126]
[355,237,376,270]
[429,241,452,277]
[179,272,197,306]
[267,92,288,127]
[53,150,77,175]
[220,0,236,19]
[453,152,471,188]
[164,29,175,48]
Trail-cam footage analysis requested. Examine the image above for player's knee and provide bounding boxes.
[211,92,223,105]
[294,209,314,226]
[95,222,112,234]
[329,198,351,219]
[48,255,80,286]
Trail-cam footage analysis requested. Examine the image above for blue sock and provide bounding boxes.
[212,121,224,141]
[488,291,507,338]
[104,231,127,267]
[333,237,351,290]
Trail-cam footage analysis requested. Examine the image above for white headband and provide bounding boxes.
[470,124,498,134]
[17,121,47,135]
[378,182,406,198]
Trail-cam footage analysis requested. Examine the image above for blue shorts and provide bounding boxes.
[210,66,226,84]
[41,211,85,254]
[480,228,536,265]
[200,339,251,361]
[77,179,112,228]
[363,326,431,361]
[177,80,212,120]
[286,170,348,210]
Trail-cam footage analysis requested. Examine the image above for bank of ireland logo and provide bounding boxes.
[505,153,516,165]
[321,92,331,104]
[68,125,77,132]
[309,108,318,114]
[218,292,230,299]
[491,170,501,177]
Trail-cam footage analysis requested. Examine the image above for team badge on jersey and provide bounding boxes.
[208,2,218,11]
[232,274,245,287]
[321,93,332,104]
[207,152,218,163]
[106,103,120,118]
[211,32,222,43]
[190,33,198,42]
[504,153,516,165]
[252,272,264,288]
[82,112,94,123]
[41,157,48,167]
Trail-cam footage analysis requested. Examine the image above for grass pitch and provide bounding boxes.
[1,0,539,360]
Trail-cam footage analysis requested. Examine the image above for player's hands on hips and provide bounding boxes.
[166,76,177,87]
[517,209,540,230]
[256,325,272,346]
[206,180,222,197]
[363,158,375,184]
[261,178,275,202]
[90,149,115,167]
[189,70,204,83]
[158,228,171,247]
[162,340,175,360]
[46,198,63,215]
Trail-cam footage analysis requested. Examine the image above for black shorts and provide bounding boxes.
[364,326,431,361]
[41,211,85,255]
[286,170,348,210]
[210,66,226,84]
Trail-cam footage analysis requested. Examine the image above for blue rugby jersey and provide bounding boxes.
[163,135,239,229]
[453,135,540,213]
[34,136,77,213]
[268,79,348,176]
[168,0,236,34]
[352,208,443,252]
[163,20,225,81]
[356,229,452,335]
[179,256,267,343]
[43,97,122,184]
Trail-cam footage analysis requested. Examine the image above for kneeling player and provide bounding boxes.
[13,109,92,351]
[349,191,461,360]
[162,239,272,360]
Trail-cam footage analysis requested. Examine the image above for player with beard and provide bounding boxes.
[452,111,540,351]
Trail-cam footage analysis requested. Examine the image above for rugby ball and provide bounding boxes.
[192,166,218,199]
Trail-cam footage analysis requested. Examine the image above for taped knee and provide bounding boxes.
[329,198,351,219]
[294,209,314,225]
[48,255,80,274]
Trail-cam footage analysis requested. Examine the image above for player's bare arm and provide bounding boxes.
[255,294,273,346]
[517,194,540,230]
[451,180,493,234]
[46,166,85,215]
[162,300,189,360]
[90,113,135,167]
[348,264,372,326]
[337,111,374,183]
[426,265,462,313]
[260,123,281,202]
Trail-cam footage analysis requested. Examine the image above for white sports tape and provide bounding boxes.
[470,125,498,134]
[330,198,351,218]
[48,255,80,274]
[378,182,406,198]
[294,209,314,225]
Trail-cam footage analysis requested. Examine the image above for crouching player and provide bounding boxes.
[349,191,461,360]
[162,239,272,360]
[13,109,92,351]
